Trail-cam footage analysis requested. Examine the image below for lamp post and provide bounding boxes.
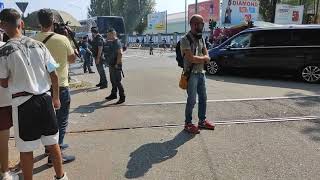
[195,0,198,14]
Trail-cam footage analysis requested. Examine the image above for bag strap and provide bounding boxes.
[42,33,55,44]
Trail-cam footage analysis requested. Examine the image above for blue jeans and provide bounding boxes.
[56,87,70,145]
[96,62,108,85]
[185,73,207,124]
[83,55,92,72]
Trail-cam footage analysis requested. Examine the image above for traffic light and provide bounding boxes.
[209,19,216,30]
[209,19,213,30]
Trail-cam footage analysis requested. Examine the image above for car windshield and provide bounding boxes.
[226,33,252,48]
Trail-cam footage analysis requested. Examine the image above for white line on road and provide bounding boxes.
[120,95,320,107]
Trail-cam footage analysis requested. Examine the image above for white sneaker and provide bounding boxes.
[1,172,19,180]
[53,172,68,180]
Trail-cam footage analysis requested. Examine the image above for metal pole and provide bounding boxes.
[185,0,187,32]
[108,0,112,16]
[195,0,198,14]
[166,10,168,34]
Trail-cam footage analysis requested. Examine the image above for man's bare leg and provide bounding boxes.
[20,152,34,180]
[46,144,64,178]
[0,129,10,173]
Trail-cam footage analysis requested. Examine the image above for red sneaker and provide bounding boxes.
[198,120,215,130]
[184,123,200,134]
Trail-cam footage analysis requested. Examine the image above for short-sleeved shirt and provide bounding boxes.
[91,34,104,58]
[0,41,11,107]
[104,39,121,66]
[180,32,206,73]
[81,42,92,59]
[0,36,57,107]
[33,32,74,87]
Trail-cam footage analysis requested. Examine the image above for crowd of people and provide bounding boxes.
[0,7,213,179]
[0,7,126,180]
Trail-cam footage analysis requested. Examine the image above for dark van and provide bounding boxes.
[207,25,320,83]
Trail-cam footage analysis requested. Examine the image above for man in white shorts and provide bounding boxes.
[0,8,68,180]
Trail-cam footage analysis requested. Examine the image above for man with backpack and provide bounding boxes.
[33,8,76,165]
[104,28,126,104]
[179,14,215,134]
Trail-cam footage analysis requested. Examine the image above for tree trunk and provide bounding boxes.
[315,0,319,23]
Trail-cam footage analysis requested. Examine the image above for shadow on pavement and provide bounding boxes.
[206,72,320,95]
[301,120,320,142]
[16,154,49,177]
[125,130,195,179]
[70,87,99,96]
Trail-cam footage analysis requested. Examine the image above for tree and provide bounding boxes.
[88,0,155,33]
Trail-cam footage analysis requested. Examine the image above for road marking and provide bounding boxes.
[118,95,320,107]
[69,95,320,109]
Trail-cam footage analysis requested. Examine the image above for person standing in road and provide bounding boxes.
[81,36,94,74]
[180,14,215,134]
[149,37,154,55]
[0,8,68,180]
[0,39,18,180]
[104,28,126,104]
[33,9,76,165]
[91,27,108,89]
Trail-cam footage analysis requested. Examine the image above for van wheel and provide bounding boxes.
[301,65,320,83]
[207,60,220,75]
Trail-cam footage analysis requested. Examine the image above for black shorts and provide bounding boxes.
[12,93,59,152]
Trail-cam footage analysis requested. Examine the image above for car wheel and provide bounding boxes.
[301,65,320,83]
[206,60,220,75]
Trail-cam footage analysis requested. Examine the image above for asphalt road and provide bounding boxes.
[9,49,320,180]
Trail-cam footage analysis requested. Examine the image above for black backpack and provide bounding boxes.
[176,34,193,68]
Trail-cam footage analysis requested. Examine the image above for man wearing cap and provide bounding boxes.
[91,27,108,89]
[104,28,125,104]
[0,8,68,180]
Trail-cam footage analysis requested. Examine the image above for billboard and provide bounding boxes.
[221,0,260,25]
[275,4,304,24]
[0,0,4,12]
[147,11,167,33]
[188,0,220,23]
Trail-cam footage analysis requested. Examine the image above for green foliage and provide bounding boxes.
[88,0,156,33]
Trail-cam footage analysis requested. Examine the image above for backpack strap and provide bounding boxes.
[185,34,196,55]
[42,33,55,44]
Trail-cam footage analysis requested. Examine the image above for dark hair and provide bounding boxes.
[0,8,21,27]
[38,9,54,28]
[91,27,98,34]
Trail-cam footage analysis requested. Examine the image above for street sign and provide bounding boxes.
[16,2,28,14]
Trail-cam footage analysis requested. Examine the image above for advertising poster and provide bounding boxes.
[188,0,220,23]
[147,11,167,33]
[0,0,4,12]
[221,0,260,25]
[275,4,304,24]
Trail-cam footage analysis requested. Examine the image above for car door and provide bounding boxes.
[217,32,254,69]
[247,30,295,72]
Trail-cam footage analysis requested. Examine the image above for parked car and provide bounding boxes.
[207,25,320,83]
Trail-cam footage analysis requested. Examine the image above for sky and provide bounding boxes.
[2,0,210,20]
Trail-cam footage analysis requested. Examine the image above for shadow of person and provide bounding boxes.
[125,130,195,179]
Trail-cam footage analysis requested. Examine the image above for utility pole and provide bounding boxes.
[185,0,187,32]
[195,0,198,14]
[108,0,112,16]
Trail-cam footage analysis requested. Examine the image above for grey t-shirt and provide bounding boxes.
[180,32,206,73]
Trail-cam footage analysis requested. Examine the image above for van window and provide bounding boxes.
[251,30,291,47]
[292,29,320,46]
[226,33,252,48]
